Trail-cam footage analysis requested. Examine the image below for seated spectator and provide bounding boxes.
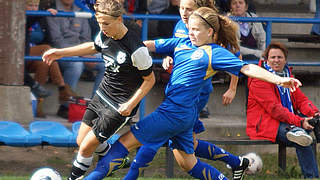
[46,0,95,119]
[227,0,265,60]
[157,0,180,38]
[26,0,78,117]
[246,42,319,178]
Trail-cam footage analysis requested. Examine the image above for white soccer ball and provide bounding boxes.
[30,167,62,180]
[243,152,263,175]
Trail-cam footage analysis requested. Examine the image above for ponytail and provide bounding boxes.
[216,14,239,53]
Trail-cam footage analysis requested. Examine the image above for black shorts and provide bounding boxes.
[82,95,130,143]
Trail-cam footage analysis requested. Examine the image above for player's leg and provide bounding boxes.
[123,145,158,180]
[69,95,127,180]
[77,121,110,157]
[174,149,228,180]
[69,130,100,180]
[84,130,142,180]
[171,127,228,179]
[195,138,241,168]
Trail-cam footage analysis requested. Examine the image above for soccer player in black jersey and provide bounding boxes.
[42,1,155,179]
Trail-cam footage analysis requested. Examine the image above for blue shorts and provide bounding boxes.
[193,79,213,134]
[131,99,197,154]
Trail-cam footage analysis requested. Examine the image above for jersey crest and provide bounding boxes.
[191,49,204,60]
[116,51,126,64]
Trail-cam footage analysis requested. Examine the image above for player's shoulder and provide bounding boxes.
[122,29,145,51]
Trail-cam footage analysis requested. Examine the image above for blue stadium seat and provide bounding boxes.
[0,121,41,147]
[29,121,77,147]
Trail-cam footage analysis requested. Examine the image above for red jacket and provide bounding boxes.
[246,61,319,142]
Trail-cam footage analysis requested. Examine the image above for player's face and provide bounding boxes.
[179,0,197,25]
[267,48,287,72]
[230,0,248,17]
[26,3,39,11]
[96,13,121,40]
[188,16,213,46]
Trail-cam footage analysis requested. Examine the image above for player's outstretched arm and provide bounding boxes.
[42,42,97,65]
[240,64,302,92]
[143,40,156,52]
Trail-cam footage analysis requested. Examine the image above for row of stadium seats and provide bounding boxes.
[0,121,119,147]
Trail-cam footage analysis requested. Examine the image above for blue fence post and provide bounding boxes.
[139,18,149,120]
[265,21,272,47]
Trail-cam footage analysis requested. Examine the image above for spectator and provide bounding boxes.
[227,0,265,60]
[25,0,71,117]
[157,0,180,38]
[215,0,255,14]
[120,0,148,28]
[246,42,319,178]
[148,0,169,14]
[46,0,92,118]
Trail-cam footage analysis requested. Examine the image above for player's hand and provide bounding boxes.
[162,56,173,71]
[118,102,133,117]
[303,117,314,130]
[222,88,236,105]
[47,8,57,15]
[277,77,302,92]
[42,49,63,66]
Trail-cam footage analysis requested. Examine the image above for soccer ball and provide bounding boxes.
[31,167,62,180]
[243,152,263,175]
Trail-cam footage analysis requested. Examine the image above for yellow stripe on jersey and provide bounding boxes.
[174,46,192,52]
[174,33,189,38]
[200,45,218,80]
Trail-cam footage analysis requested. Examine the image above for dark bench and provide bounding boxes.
[164,139,317,178]
[272,34,320,43]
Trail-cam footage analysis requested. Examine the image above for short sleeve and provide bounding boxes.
[154,38,182,54]
[131,47,153,71]
[211,48,247,77]
[94,31,102,52]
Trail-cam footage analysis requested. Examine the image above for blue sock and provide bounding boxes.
[84,140,128,180]
[188,159,228,180]
[195,140,240,169]
[123,146,157,180]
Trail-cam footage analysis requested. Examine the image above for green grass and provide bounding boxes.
[0,146,318,180]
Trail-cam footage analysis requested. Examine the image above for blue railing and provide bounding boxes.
[26,10,320,44]
[25,10,320,118]
[25,56,320,66]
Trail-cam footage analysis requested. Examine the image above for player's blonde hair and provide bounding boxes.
[191,7,239,52]
[94,0,124,17]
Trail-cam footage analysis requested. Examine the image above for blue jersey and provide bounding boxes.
[155,37,246,108]
[173,20,189,38]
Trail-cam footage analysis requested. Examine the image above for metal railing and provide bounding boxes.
[25,10,320,119]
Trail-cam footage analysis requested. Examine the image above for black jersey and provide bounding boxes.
[94,29,153,115]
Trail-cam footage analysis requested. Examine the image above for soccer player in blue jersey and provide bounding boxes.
[163,0,247,178]
[84,7,301,180]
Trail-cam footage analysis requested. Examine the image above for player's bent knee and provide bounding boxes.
[78,144,97,157]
